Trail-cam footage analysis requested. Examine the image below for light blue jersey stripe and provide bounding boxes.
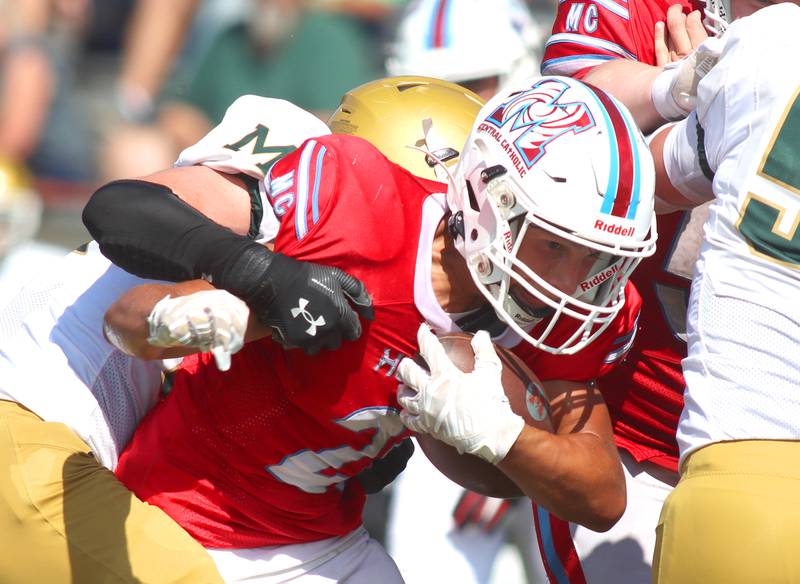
[593,0,630,20]
[294,140,317,240]
[541,54,616,75]
[537,507,571,584]
[311,145,326,223]
[545,34,637,60]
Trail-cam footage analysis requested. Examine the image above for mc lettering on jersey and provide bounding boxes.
[267,171,296,217]
[565,3,599,33]
[483,78,595,172]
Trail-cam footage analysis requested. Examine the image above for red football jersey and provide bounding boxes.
[542,0,703,78]
[116,136,438,548]
[541,0,705,472]
[115,134,643,548]
[599,212,696,472]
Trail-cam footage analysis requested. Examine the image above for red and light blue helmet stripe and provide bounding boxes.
[582,82,643,221]
[386,0,540,86]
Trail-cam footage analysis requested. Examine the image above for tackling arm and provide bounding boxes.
[582,59,666,134]
[649,115,714,213]
[83,166,374,354]
[582,6,712,134]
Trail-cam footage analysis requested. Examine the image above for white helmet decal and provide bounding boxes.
[483,78,596,173]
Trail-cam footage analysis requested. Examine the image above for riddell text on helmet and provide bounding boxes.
[580,261,621,293]
[594,219,634,237]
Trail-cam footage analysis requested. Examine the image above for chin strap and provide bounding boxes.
[454,304,508,337]
[504,290,550,330]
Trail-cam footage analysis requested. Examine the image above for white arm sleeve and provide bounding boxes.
[662,111,715,205]
[174,95,330,179]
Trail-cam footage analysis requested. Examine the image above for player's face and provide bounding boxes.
[511,224,606,310]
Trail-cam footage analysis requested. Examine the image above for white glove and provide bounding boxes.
[651,36,723,121]
[147,290,249,372]
[396,325,525,465]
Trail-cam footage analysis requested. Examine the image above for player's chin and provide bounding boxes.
[509,285,554,313]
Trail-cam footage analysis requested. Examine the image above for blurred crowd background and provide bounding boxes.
[0,1,556,581]
[1,0,556,253]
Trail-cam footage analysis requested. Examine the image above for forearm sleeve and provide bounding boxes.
[82,179,255,282]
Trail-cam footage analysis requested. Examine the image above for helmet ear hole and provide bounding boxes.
[465,179,480,212]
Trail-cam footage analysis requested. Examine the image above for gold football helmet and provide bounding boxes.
[327,76,484,181]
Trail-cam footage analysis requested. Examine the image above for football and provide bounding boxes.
[414,332,554,498]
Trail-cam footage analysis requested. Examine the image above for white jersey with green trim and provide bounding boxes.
[0,242,163,470]
[677,4,800,463]
[175,95,331,243]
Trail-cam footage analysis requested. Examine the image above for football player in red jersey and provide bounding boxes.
[534,2,716,582]
[528,0,770,582]
[543,0,719,132]
[86,76,656,582]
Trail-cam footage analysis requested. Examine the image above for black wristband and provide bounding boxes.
[216,242,281,316]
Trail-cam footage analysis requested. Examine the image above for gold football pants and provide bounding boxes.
[654,439,800,584]
[0,400,223,583]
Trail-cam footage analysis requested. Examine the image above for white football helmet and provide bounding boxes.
[0,160,42,260]
[445,77,657,354]
[386,0,541,89]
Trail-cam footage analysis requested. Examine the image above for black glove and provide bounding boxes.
[356,438,415,494]
[84,180,373,355]
[220,244,374,354]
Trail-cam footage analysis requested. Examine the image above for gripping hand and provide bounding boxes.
[396,325,524,465]
[652,36,724,121]
[147,290,249,371]
[219,244,374,355]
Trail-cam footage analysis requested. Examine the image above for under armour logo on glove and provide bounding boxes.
[217,244,374,355]
[290,298,326,336]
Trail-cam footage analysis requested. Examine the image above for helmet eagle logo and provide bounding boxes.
[486,78,595,169]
